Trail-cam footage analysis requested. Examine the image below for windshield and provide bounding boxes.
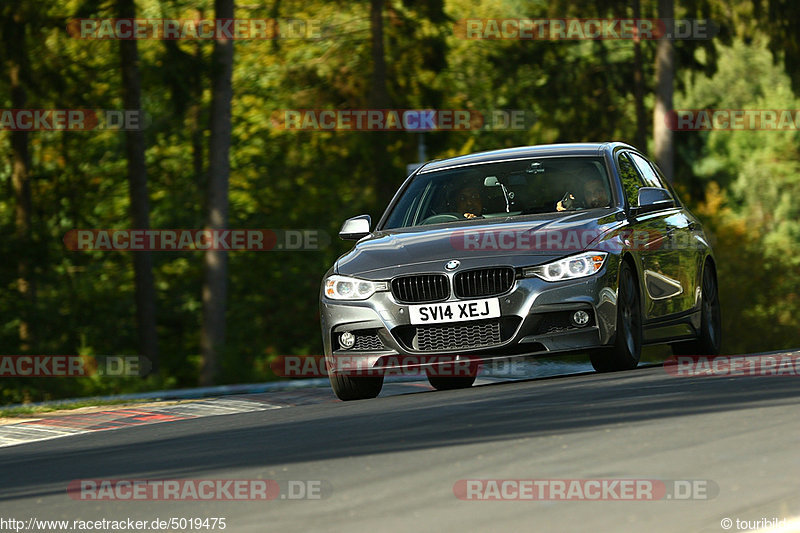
[383,156,613,229]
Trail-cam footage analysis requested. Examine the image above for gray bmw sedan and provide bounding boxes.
[320,142,721,400]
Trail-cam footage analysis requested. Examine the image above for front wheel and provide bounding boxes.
[591,260,642,372]
[329,372,384,401]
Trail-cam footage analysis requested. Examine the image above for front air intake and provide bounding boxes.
[454,267,515,298]
[391,274,450,303]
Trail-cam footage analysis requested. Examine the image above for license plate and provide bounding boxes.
[409,298,501,325]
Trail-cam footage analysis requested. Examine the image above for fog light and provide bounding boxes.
[339,331,355,349]
[571,310,590,327]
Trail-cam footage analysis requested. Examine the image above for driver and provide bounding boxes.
[456,185,484,219]
[557,175,610,211]
[583,175,610,208]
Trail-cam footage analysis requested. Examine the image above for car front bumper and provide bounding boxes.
[320,258,621,373]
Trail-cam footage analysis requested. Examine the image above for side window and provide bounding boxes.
[617,152,645,207]
[629,152,668,190]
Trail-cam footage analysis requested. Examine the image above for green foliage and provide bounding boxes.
[677,38,800,353]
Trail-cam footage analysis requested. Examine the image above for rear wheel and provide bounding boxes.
[672,261,721,356]
[591,260,642,372]
[329,372,384,401]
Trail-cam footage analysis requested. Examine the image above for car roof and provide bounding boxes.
[418,142,635,173]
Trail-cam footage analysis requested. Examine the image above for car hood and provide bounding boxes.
[336,209,624,280]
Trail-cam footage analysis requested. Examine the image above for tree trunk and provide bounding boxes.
[653,0,675,181]
[5,1,36,353]
[191,13,205,189]
[118,0,160,373]
[632,0,647,152]
[369,0,395,207]
[369,0,389,110]
[201,0,235,385]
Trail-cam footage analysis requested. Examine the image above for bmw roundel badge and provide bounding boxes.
[445,260,460,271]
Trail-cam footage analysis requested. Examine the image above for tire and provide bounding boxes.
[590,260,643,372]
[672,261,722,356]
[329,372,384,401]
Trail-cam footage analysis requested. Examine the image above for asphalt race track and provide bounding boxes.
[2,353,800,533]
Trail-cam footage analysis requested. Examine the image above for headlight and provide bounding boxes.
[522,252,608,282]
[324,275,388,300]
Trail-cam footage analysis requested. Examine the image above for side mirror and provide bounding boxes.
[339,215,371,240]
[633,187,674,215]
